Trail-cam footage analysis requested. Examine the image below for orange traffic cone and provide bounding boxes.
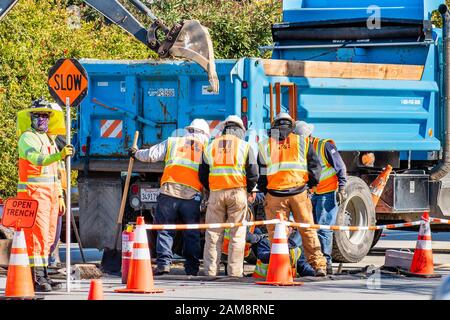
[369,165,393,206]
[4,229,36,299]
[88,279,104,300]
[115,217,163,294]
[256,214,303,286]
[410,212,436,276]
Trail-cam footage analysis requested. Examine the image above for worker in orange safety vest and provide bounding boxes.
[199,115,259,277]
[17,98,73,292]
[129,119,210,276]
[257,113,327,277]
[295,120,348,275]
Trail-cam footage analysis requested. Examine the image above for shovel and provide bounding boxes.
[101,131,139,274]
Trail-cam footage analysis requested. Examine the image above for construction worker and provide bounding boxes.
[221,208,255,275]
[251,226,316,279]
[295,121,347,274]
[17,98,73,291]
[258,113,327,276]
[199,115,259,277]
[129,119,210,276]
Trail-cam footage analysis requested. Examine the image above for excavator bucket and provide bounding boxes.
[169,20,218,93]
[84,0,218,93]
[0,0,19,21]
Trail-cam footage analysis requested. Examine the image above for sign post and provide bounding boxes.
[48,58,88,293]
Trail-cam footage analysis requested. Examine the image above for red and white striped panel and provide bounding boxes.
[100,120,123,138]
[208,120,222,138]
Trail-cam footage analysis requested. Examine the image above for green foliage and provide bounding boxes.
[431,0,450,27]
[0,0,281,197]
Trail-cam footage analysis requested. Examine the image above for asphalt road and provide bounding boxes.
[0,230,449,300]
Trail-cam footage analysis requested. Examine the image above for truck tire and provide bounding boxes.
[371,229,383,248]
[332,176,376,263]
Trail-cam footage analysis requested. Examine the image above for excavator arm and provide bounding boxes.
[0,0,18,20]
[84,0,218,92]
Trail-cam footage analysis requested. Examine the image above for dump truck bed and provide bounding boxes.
[74,56,442,168]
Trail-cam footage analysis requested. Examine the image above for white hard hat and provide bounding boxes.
[294,120,314,137]
[223,115,245,131]
[272,112,294,127]
[186,119,210,137]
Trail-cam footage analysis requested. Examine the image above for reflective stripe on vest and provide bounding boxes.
[259,133,309,190]
[313,138,338,194]
[160,136,205,192]
[222,228,253,257]
[17,131,59,193]
[206,135,249,191]
[252,259,268,279]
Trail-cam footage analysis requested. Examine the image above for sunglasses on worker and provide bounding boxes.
[31,112,51,118]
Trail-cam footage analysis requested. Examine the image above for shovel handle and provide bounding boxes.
[117,131,139,224]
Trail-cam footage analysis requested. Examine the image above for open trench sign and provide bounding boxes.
[48,58,88,107]
[1,198,38,229]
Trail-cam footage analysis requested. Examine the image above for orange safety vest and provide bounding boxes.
[160,136,205,192]
[252,259,268,279]
[205,134,249,191]
[17,132,60,195]
[222,225,255,257]
[259,133,309,190]
[312,138,339,194]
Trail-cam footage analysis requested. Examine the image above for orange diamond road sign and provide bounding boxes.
[48,58,88,107]
[1,198,38,229]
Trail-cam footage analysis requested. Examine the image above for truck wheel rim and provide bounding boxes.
[342,195,369,245]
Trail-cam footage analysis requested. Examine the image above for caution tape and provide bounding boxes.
[284,220,423,231]
[144,219,280,230]
[430,218,450,225]
[142,216,448,231]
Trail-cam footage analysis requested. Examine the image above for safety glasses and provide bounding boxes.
[31,112,51,119]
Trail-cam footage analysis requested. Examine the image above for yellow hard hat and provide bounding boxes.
[17,98,66,137]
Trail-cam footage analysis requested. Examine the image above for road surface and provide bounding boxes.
[0,230,449,300]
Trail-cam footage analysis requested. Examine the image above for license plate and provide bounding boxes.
[140,188,159,203]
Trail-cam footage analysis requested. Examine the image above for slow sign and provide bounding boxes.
[1,198,38,229]
[47,58,88,107]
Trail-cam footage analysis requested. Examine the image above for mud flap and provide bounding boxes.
[170,20,219,93]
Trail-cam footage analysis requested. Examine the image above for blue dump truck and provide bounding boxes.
[73,0,450,263]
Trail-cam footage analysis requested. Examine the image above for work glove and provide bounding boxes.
[128,147,138,159]
[247,192,257,204]
[60,145,74,159]
[337,187,347,204]
[58,197,66,216]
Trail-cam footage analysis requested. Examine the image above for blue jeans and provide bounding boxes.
[155,193,201,274]
[311,191,338,265]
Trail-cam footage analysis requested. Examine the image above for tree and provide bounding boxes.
[0,0,281,196]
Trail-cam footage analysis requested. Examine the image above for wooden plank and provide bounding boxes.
[275,83,281,114]
[262,59,424,81]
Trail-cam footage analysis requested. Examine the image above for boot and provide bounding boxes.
[31,267,52,292]
[326,263,333,275]
[44,267,63,290]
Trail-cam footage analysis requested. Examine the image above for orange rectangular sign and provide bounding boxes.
[1,198,38,229]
